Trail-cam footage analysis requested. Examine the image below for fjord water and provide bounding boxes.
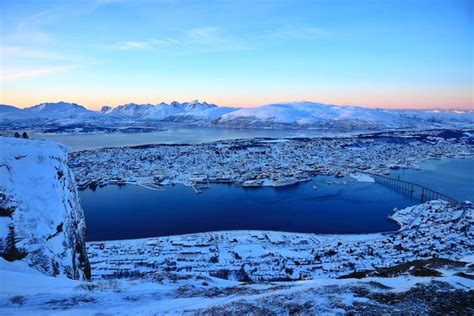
[33,127,360,151]
[80,177,412,241]
[389,158,474,202]
[80,158,474,241]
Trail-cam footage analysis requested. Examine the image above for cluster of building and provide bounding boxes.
[69,129,473,190]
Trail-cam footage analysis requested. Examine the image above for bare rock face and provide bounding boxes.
[0,136,90,280]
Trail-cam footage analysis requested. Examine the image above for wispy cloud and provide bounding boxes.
[2,65,80,81]
[185,27,228,44]
[115,41,153,50]
[111,25,327,53]
[112,38,177,50]
[1,4,94,81]
[2,44,95,81]
[111,26,250,52]
[2,46,67,60]
[183,26,250,50]
[4,1,121,44]
[3,8,59,44]
[271,25,332,40]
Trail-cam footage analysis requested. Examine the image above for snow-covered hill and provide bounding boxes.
[0,137,90,280]
[1,102,100,121]
[0,105,22,116]
[27,102,91,117]
[0,100,472,131]
[217,101,474,129]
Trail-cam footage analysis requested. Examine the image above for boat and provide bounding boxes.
[242,180,263,187]
[195,185,210,189]
[272,178,299,187]
[313,185,318,190]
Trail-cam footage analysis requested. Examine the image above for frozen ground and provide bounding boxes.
[1,253,473,314]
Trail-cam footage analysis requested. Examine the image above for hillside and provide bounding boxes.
[0,137,90,280]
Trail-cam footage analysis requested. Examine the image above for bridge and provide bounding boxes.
[364,172,459,205]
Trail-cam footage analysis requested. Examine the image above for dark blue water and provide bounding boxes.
[80,158,474,241]
[80,176,416,241]
[389,158,474,202]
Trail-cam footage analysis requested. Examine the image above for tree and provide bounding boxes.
[13,132,20,138]
[1,224,27,261]
[22,132,29,139]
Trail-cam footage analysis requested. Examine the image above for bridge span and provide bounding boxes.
[364,172,459,205]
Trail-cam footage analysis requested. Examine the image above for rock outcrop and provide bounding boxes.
[0,136,90,280]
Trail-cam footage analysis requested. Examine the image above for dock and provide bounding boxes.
[190,184,202,194]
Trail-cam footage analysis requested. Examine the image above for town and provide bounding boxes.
[70,129,474,192]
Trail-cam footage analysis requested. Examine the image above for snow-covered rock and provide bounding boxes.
[0,136,90,280]
[99,105,113,114]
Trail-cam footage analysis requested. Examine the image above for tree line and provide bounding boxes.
[13,131,29,139]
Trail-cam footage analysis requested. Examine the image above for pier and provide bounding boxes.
[365,173,459,204]
[190,183,202,194]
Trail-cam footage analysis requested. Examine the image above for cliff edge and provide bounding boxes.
[0,136,90,280]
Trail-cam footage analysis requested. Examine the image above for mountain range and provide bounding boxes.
[0,100,473,131]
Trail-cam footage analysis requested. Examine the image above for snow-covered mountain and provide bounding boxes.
[0,102,102,127]
[27,102,91,117]
[0,100,472,130]
[102,100,237,121]
[0,137,90,280]
[217,101,474,129]
[0,104,22,115]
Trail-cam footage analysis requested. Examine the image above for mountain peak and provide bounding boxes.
[30,102,87,112]
[100,106,113,114]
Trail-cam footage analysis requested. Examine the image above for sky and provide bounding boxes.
[0,0,472,110]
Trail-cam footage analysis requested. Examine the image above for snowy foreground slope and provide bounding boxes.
[0,137,90,280]
[0,137,473,314]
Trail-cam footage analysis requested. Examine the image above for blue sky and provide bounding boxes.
[1,0,472,109]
